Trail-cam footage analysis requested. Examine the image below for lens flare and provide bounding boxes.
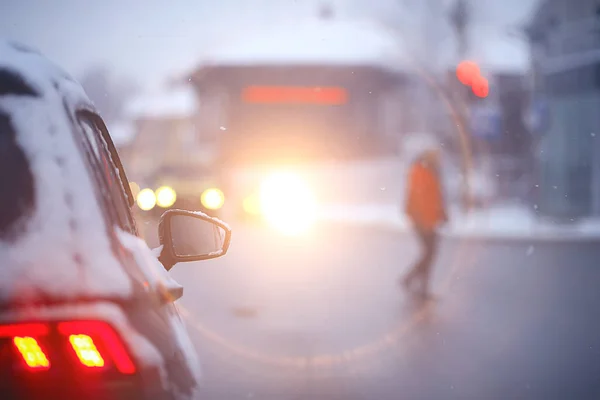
[259,171,317,235]
[243,193,261,215]
[156,186,177,208]
[136,189,156,211]
[201,188,225,210]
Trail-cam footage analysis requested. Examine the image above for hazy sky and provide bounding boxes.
[1,0,539,88]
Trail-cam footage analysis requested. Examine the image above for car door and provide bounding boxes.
[75,111,200,398]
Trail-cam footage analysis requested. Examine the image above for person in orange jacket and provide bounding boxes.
[401,148,448,297]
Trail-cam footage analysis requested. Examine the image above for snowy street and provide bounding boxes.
[168,223,600,400]
[318,203,600,241]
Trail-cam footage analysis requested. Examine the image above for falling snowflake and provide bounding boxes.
[526,245,535,256]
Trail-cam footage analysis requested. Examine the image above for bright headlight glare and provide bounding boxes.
[136,188,156,211]
[156,186,177,208]
[201,188,225,210]
[259,172,317,235]
[243,193,260,215]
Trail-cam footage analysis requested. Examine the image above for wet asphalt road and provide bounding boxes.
[167,223,600,400]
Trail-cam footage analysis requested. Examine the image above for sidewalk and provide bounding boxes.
[317,204,600,241]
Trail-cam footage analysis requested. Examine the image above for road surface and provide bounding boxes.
[168,223,600,400]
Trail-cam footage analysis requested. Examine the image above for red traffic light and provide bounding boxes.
[456,60,480,86]
[456,60,489,98]
[471,76,489,98]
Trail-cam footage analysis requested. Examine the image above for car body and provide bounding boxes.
[0,41,231,400]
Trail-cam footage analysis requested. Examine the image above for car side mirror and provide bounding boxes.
[158,209,231,271]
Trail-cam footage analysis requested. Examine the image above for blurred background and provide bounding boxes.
[2,0,568,243]
[3,1,600,399]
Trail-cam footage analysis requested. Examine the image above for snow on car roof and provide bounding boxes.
[200,18,407,72]
[0,40,134,302]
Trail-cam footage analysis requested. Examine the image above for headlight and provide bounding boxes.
[136,188,156,211]
[259,171,317,235]
[201,188,225,210]
[155,186,177,208]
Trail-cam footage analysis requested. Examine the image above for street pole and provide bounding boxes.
[382,0,474,211]
[449,0,473,212]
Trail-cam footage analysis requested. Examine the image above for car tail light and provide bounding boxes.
[0,323,51,372]
[67,334,105,368]
[13,336,51,370]
[58,321,135,374]
[0,320,136,375]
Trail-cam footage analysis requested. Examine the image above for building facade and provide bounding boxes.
[527,0,600,219]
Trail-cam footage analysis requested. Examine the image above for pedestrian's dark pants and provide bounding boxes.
[404,226,438,293]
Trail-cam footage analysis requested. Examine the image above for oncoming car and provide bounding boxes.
[0,41,231,400]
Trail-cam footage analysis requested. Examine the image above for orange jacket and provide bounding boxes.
[405,161,447,231]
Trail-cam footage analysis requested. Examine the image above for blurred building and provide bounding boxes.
[443,66,532,201]
[107,120,136,162]
[526,0,600,219]
[184,15,452,152]
[122,87,218,201]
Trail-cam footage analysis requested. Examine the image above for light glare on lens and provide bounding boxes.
[156,186,177,208]
[259,171,316,235]
[137,189,156,211]
[201,188,225,210]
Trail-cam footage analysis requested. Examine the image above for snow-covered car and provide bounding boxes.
[0,41,231,400]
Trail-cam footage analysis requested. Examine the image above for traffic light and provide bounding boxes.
[471,76,489,98]
[456,60,489,99]
[456,60,479,86]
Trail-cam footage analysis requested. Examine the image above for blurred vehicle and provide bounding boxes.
[0,41,231,400]
[120,88,226,222]
[188,20,421,235]
[135,166,225,221]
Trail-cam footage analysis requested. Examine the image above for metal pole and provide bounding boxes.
[449,0,473,212]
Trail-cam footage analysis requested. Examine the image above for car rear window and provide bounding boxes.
[0,111,35,241]
[0,68,39,97]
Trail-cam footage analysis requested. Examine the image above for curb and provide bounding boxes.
[319,220,600,244]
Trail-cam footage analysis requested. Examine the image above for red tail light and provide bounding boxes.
[13,336,51,370]
[0,323,50,337]
[0,320,136,375]
[67,334,105,368]
[0,323,51,371]
[58,321,136,374]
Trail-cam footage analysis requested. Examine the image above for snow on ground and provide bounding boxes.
[317,203,600,240]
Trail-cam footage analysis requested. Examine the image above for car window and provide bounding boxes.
[77,112,137,235]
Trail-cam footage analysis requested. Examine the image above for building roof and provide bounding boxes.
[124,86,197,120]
[198,18,406,72]
[107,120,137,147]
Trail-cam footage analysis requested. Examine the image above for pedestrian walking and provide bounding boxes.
[401,147,448,297]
